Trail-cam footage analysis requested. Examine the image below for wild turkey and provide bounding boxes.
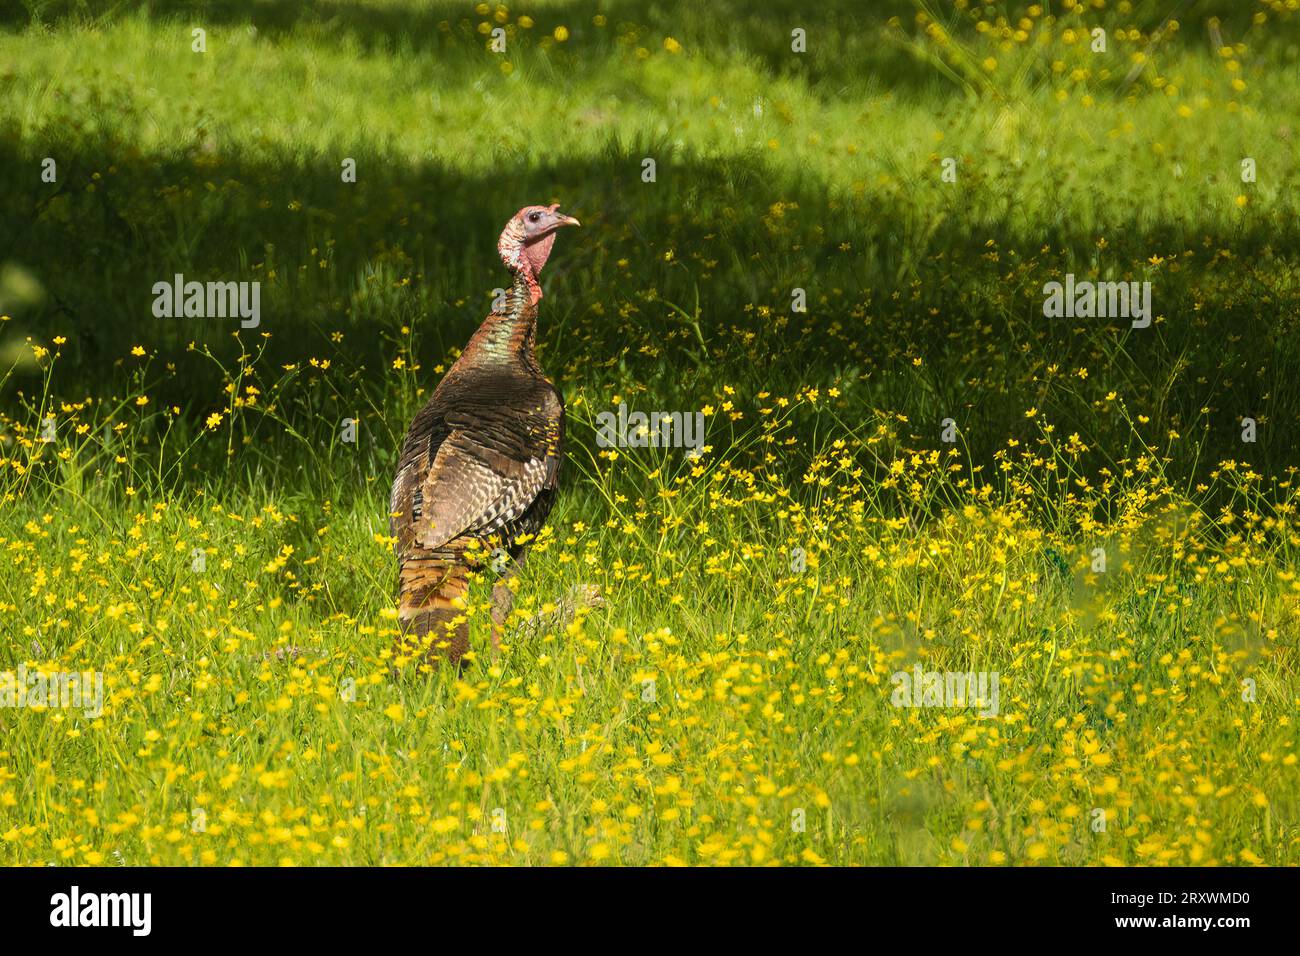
[390,203,579,664]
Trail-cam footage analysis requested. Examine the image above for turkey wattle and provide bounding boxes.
[390,203,579,663]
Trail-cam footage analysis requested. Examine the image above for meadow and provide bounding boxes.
[0,0,1297,865]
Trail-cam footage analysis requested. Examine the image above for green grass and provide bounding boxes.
[0,0,1297,866]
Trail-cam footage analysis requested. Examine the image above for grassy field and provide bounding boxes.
[0,0,1298,866]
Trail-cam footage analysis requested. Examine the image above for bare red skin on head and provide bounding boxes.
[497,203,571,305]
[522,230,557,276]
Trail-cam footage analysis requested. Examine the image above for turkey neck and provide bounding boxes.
[459,269,543,377]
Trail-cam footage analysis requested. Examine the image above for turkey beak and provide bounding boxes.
[554,212,580,228]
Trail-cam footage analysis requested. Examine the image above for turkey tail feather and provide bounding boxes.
[398,557,471,664]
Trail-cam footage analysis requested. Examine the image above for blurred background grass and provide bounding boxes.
[2,0,1298,496]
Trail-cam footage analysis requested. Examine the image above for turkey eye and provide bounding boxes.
[527,212,541,223]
